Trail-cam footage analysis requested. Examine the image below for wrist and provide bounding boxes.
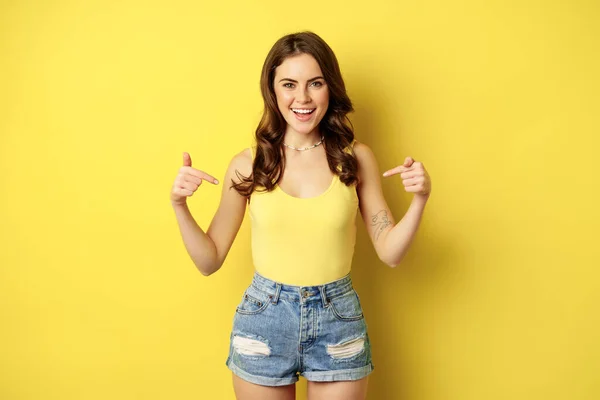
[414,193,430,203]
[171,199,189,208]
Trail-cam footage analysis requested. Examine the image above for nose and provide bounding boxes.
[297,87,311,103]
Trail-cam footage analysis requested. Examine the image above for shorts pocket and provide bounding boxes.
[236,287,272,315]
[328,289,364,321]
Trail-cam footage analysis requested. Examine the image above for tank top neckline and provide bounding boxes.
[274,174,338,200]
[250,138,355,201]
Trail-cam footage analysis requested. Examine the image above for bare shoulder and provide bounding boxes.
[354,140,375,163]
[352,140,379,187]
[234,147,252,167]
[227,147,253,184]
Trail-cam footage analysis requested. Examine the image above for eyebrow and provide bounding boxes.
[278,76,325,83]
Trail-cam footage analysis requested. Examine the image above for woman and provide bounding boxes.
[171,31,431,400]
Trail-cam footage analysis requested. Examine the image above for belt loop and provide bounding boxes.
[271,283,281,304]
[319,285,329,308]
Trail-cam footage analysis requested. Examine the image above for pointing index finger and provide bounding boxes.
[383,165,411,177]
[184,167,219,184]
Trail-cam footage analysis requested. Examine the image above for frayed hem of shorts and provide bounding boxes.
[301,363,374,382]
[226,359,299,387]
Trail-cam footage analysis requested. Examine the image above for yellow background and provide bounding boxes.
[1,0,598,399]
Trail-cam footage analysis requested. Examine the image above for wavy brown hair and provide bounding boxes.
[233,31,358,199]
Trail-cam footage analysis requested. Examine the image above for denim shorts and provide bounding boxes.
[225,271,374,386]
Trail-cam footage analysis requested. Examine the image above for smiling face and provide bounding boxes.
[273,53,330,138]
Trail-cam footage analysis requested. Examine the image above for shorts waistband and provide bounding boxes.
[250,271,355,306]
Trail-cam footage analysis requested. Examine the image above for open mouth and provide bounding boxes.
[291,108,316,121]
[291,108,316,115]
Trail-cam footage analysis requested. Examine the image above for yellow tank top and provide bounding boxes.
[248,139,359,286]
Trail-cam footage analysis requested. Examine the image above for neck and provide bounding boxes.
[283,128,322,148]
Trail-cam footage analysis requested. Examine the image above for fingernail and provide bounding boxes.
[214,179,219,184]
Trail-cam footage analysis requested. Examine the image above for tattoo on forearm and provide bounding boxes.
[371,210,392,241]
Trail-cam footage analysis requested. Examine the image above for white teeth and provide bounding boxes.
[292,108,315,114]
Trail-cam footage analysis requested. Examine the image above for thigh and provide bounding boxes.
[232,373,296,400]
[307,376,369,400]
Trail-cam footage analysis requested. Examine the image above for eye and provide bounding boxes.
[283,82,294,88]
[311,81,324,87]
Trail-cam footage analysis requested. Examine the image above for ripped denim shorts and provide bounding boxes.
[225,271,374,386]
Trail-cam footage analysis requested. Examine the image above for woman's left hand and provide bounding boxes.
[382,157,431,198]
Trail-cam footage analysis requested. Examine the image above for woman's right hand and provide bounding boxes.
[170,152,220,206]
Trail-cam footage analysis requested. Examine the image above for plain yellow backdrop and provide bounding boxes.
[1,0,599,399]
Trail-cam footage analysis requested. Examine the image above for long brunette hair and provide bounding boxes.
[233,31,358,199]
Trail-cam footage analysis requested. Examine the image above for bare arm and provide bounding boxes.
[171,202,219,275]
[171,149,252,276]
[355,142,429,267]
